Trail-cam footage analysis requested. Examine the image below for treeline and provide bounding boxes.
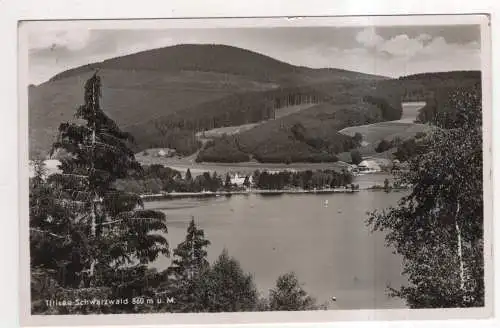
[129,127,201,156]
[252,169,353,190]
[115,166,243,194]
[363,95,402,121]
[129,86,328,155]
[398,71,481,105]
[154,86,328,133]
[114,164,354,195]
[398,70,481,81]
[195,135,250,163]
[416,82,482,126]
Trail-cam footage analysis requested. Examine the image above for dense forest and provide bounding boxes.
[416,82,482,125]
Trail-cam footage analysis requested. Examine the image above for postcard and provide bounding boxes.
[18,14,493,326]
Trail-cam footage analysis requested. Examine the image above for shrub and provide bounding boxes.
[375,139,393,153]
[350,150,362,165]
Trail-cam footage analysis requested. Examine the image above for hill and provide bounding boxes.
[48,44,387,85]
[29,44,388,158]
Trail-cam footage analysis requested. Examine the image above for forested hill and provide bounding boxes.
[29,43,480,161]
[47,44,388,85]
[389,70,482,102]
[398,70,481,81]
[28,44,390,158]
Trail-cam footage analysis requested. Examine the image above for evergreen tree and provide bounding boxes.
[383,178,390,193]
[224,173,232,190]
[243,176,251,189]
[165,217,210,312]
[352,132,363,148]
[367,88,483,308]
[210,171,220,192]
[185,168,193,182]
[30,73,170,314]
[268,272,319,311]
[197,249,258,312]
[350,149,362,165]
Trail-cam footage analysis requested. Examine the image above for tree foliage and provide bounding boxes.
[30,73,170,314]
[196,249,259,312]
[164,218,211,312]
[367,87,483,308]
[268,272,320,311]
[350,149,362,165]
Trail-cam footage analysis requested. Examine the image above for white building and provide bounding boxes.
[357,160,382,173]
[156,148,176,157]
[230,173,252,186]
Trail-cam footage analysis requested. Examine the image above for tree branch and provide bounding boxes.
[30,228,66,239]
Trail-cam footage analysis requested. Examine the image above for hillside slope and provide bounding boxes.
[48,44,387,85]
[29,44,388,158]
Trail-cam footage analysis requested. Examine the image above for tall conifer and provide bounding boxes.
[30,73,170,313]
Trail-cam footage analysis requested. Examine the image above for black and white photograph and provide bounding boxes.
[18,14,492,325]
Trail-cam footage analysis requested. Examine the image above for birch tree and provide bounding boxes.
[367,87,484,308]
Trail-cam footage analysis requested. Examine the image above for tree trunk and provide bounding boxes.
[88,77,98,284]
[455,200,465,291]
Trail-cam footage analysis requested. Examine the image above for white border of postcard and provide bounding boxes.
[16,12,494,328]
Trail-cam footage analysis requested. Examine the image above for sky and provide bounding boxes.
[26,23,482,85]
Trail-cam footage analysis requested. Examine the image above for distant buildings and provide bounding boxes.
[337,159,383,175]
[336,161,359,174]
[357,160,382,173]
[156,148,176,158]
[229,173,252,187]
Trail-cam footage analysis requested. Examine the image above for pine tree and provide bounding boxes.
[30,73,170,314]
[224,173,232,190]
[168,218,210,282]
[185,168,193,182]
[210,171,220,191]
[165,217,210,312]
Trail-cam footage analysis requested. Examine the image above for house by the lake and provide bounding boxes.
[230,173,253,186]
[357,160,382,173]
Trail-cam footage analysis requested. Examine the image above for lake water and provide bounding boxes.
[145,175,407,310]
[139,102,425,310]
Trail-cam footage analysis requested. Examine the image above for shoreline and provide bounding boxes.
[139,186,411,201]
[139,188,360,201]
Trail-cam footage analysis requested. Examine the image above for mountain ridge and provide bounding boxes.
[29,43,481,162]
[45,43,389,85]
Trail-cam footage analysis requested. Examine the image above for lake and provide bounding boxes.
[145,176,407,310]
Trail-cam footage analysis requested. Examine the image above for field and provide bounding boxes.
[195,103,319,139]
[339,121,433,145]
